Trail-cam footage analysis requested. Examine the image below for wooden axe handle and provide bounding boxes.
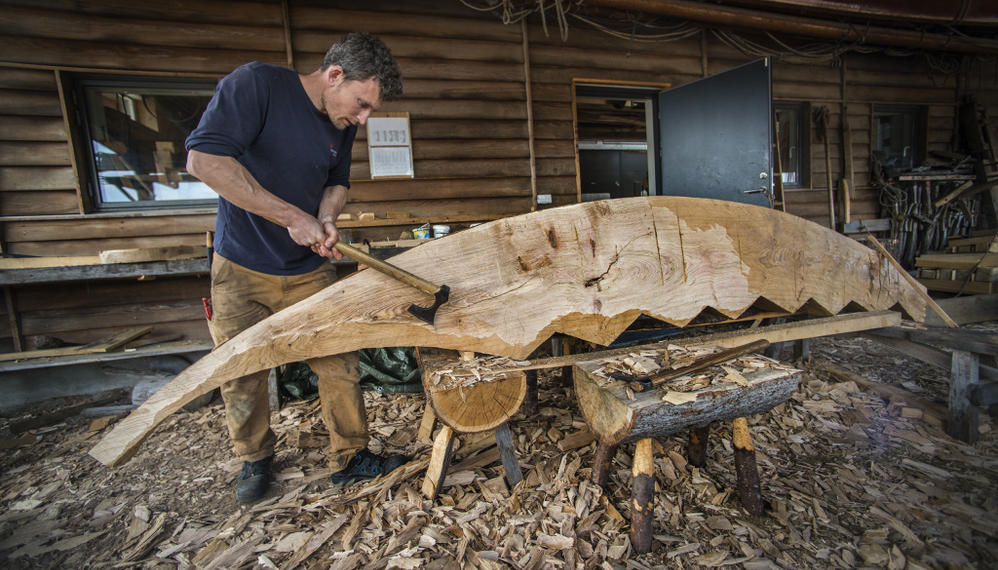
[253,212,443,297]
[334,241,441,296]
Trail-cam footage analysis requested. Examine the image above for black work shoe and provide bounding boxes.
[330,448,408,488]
[235,455,273,504]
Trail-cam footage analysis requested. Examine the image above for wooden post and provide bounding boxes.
[495,422,522,486]
[592,442,618,489]
[280,0,294,69]
[840,100,854,226]
[839,179,851,225]
[422,425,455,499]
[820,107,836,229]
[731,417,764,516]
[4,286,23,352]
[687,425,710,468]
[417,405,436,443]
[772,115,785,211]
[630,438,655,554]
[793,338,811,361]
[522,369,539,416]
[948,350,980,443]
[560,336,573,387]
[520,20,538,211]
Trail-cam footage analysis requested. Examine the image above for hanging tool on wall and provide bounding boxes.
[814,106,836,229]
[839,103,854,227]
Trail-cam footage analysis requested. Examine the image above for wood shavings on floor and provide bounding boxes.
[0,333,995,568]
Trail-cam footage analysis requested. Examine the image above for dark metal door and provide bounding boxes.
[658,58,773,207]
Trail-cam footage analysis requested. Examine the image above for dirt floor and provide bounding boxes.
[0,332,996,569]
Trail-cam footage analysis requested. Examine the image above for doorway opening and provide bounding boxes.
[572,80,668,202]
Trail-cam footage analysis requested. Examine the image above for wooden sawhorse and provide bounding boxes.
[573,344,802,553]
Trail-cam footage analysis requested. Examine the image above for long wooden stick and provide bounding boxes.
[629,339,770,391]
[819,107,836,228]
[489,311,901,375]
[865,234,958,328]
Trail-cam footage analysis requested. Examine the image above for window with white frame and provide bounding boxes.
[77,77,217,209]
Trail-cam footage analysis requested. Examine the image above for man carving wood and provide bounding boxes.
[185,32,406,503]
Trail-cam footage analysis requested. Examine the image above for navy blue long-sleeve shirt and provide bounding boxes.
[186,62,357,275]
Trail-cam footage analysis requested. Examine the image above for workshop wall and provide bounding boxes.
[0,0,995,348]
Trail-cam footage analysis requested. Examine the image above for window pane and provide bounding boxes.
[775,106,800,186]
[82,81,217,207]
[874,107,918,172]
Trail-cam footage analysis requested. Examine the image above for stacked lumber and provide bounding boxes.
[916,232,998,294]
[946,234,998,254]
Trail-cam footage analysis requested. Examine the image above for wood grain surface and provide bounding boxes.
[90,196,927,466]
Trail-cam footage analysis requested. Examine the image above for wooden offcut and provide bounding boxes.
[421,426,455,499]
[572,346,801,447]
[419,349,528,434]
[417,349,527,494]
[0,326,152,362]
[98,245,206,264]
[90,197,926,467]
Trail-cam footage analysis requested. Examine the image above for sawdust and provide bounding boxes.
[0,333,995,568]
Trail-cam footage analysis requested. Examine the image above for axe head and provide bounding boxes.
[408,285,450,325]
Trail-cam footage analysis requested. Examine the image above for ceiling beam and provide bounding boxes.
[727,0,998,26]
[585,0,998,54]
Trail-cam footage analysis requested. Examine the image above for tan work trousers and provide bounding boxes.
[207,253,368,471]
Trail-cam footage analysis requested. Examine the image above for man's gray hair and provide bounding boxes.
[322,32,402,101]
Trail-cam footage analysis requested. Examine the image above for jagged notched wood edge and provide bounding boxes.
[90,196,926,466]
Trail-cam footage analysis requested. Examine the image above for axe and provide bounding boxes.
[333,241,450,325]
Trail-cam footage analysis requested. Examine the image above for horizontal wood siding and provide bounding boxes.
[0,276,211,348]
[0,69,78,218]
[290,4,532,222]
[528,25,703,206]
[0,0,994,348]
[0,0,284,253]
[771,51,967,227]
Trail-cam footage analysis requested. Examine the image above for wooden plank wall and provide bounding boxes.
[0,69,79,217]
[0,0,994,349]
[964,56,998,163]
[0,278,211,347]
[526,24,704,206]
[288,3,534,226]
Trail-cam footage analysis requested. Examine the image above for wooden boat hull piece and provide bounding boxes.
[90,197,925,466]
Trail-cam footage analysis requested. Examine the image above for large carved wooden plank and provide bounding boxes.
[90,197,926,466]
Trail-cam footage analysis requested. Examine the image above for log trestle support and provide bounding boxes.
[573,346,801,554]
[593,417,766,554]
[416,348,532,499]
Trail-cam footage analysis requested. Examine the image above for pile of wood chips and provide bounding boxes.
[0,334,995,569]
[587,345,799,395]
[426,355,527,392]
